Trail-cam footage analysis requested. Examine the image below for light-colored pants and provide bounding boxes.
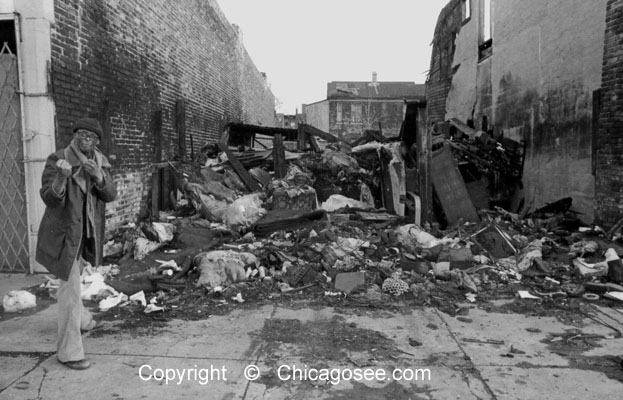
[56,256,94,362]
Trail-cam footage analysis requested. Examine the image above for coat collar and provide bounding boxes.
[63,142,111,168]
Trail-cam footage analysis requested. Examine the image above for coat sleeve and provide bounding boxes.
[93,167,117,203]
[39,153,67,208]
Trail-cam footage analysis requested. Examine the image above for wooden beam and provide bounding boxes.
[417,107,432,223]
[297,125,307,150]
[431,145,479,225]
[161,166,171,211]
[379,149,394,213]
[151,169,160,220]
[273,133,287,179]
[300,123,338,143]
[217,142,261,192]
[308,133,321,152]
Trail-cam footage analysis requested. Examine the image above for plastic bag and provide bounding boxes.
[152,222,176,243]
[395,224,455,250]
[320,194,371,212]
[198,194,230,222]
[134,237,163,260]
[2,290,36,313]
[222,193,266,228]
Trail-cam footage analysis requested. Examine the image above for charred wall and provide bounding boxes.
[428,0,607,221]
[50,0,276,228]
[425,0,462,125]
[596,0,623,226]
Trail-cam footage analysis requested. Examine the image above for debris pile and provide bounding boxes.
[23,122,622,328]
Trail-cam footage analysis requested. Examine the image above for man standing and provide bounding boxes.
[36,118,117,370]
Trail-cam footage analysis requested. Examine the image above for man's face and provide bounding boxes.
[74,129,100,153]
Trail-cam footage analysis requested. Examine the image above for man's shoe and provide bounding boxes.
[59,359,91,370]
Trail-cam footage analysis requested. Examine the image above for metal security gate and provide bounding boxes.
[0,39,29,272]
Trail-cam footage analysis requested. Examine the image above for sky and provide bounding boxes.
[217,0,448,115]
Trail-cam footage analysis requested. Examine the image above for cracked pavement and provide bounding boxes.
[1,274,622,399]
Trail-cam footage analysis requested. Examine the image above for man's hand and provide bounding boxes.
[83,160,104,184]
[55,159,72,178]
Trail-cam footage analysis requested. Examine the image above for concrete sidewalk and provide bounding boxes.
[1,274,622,399]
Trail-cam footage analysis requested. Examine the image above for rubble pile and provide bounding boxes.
[31,124,622,328]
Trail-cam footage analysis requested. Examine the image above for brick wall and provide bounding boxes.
[596,0,623,226]
[50,0,275,230]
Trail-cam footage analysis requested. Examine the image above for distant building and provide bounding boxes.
[303,73,425,142]
[276,111,304,129]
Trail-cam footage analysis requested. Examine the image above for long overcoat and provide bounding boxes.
[36,146,116,281]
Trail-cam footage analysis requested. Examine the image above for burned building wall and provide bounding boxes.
[426,0,463,125]
[49,0,276,229]
[596,0,623,226]
[428,0,607,221]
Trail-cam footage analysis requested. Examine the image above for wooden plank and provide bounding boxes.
[390,158,405,216]
[607,216,623,236]
[307,133,321,152]
[431,144,479,225]
[448,118,478,138]
[151,169,160,220]
[379,149,395,213]
[356,212,402,222]
[161,166,171,211]
[217,142,261,192]
[300,123,339,143]
[273,133,287,179]
[417,107,432,223]
[297,125,306,150]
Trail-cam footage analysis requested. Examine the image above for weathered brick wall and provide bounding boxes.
[50,0,275,230]
[240,69,275,126]
[596,0,623,226]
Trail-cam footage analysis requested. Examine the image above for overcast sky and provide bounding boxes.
[217,0,447,115]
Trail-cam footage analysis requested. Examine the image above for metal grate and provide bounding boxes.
[0,42,29,272]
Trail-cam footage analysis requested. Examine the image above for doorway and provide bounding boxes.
[0,19,28,272]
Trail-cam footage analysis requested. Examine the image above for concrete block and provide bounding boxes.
[334,271,366,294]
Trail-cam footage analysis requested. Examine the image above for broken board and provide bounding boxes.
[431,145,479,225]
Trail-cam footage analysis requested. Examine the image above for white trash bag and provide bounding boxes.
[3,290,37,313]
